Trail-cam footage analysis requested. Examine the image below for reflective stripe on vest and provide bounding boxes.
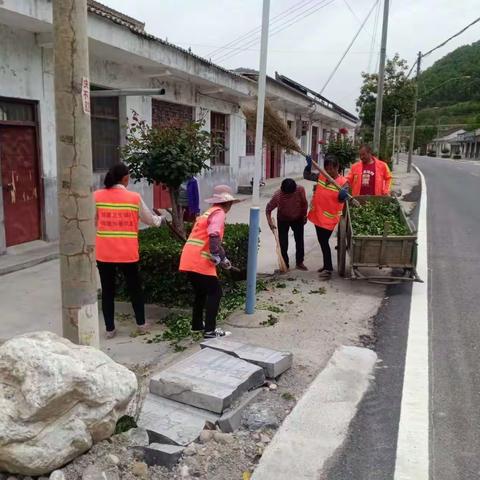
[307,174,347,230]
[179,206,225,277]
[94,188,141,263]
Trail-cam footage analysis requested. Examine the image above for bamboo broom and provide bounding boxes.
[243,103,360,206]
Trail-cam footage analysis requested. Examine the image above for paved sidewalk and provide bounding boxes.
[0,176,318,365]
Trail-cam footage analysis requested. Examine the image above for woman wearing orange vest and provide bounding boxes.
[94,163,164,338]
[346,144,392,196]
[179,185,241,339]
[304,154,348,279]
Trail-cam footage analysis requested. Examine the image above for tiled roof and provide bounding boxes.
[86,1,250,82]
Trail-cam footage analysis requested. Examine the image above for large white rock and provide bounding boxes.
[0,332,138,476]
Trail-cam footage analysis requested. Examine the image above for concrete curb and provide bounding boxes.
[0,251,59,276]
[251,345,377,480]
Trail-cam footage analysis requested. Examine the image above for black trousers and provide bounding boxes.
[187,272,223,333]
[315,226,334,271]
[97,261,145,332]
[277,219,305,268]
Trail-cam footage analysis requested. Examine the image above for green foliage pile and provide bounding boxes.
[350,200,409,236]
[117,223,250,306]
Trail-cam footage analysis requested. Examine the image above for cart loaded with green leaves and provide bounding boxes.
[337,195,422,284]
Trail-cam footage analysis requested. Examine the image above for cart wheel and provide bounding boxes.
[337,217,347,277]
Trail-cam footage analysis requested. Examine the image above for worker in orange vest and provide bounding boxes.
[346,144,392,196]
[94,163,164,339]
[304,154,348,279]
[179,185,241,339]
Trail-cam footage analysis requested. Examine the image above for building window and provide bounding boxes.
[211,112,227,165]
[246,120,255,156]
[0,99,35,122]
[91,96,120,171]
[300,121,309,153]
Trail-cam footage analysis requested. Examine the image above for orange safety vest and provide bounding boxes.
[307,174,347,231]
[94,188,141,263]
[179,206,225,277]
[346,158,392,196]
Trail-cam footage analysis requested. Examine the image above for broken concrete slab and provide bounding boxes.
[118,427,150,447]
[217,388,262,433]
[133,443,184,469]
[138,393,219,446]
[150,348,265,413]
[201,338,293,378]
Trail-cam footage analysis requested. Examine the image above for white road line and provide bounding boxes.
[394,164,429,480]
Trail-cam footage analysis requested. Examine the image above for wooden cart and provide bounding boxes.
[337,195,422,284]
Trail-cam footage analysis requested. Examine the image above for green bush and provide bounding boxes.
[427,150,437,157]
[453,154,462,159]
[117,223,250,307]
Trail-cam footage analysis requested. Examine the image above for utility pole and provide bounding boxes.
[392,109,398,168]
[53,0,100,347]
[396,125,401,164]
[373,0,390,154]
[407,51,422,173]
[246,0,270,314]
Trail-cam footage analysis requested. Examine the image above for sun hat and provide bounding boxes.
[205,185,242,204]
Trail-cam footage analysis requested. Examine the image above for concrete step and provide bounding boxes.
[138,393,219,446]
[201,338,293,378]
[150,348,265,414]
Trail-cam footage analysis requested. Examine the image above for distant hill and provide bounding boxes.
[416,41,480,130]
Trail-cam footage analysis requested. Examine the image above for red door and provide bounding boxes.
[311,126,319,162]
[153,183,172,209]
[0,126,41,246]
[265,145,282,179]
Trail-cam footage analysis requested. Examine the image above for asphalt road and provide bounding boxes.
[327,156,480,480]
[325,181,419,480]
[415,155,480,479]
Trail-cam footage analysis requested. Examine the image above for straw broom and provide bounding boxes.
[243,103,360,206]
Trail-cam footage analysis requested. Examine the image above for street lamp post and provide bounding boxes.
[392,109,398,167]
[408,67,472,171]
[245,0,270,314]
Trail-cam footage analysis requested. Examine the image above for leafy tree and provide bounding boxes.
[323,132,357,172]
[356,54,415,159]
[121,113,222,237]
[419,41,480,108]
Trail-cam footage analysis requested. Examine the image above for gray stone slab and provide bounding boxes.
[217,388,262,433]
[201,338,293,378]
[138,393,219,446]
[150,348,265,413]
[133,443,184,468]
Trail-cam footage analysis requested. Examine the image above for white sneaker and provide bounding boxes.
[204,328,231,339]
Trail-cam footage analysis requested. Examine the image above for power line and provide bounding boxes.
[407,16,480,78]
[214,0,335,64]
[213,0,333,63]
[367,0,381,73]
[320,0,380,95]
[206,0,320,58]
[422,16,480,58]
[343,0,361,23]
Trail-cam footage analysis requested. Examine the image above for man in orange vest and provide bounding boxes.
[95,163,164,339]
[346,144,392,196]
[304,154,348,278]
[179,185,241,339]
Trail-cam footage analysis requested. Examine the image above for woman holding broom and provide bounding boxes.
[179,185,241,338]
[304,154,348,279]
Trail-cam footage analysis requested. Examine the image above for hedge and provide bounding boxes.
[117,223,250,307]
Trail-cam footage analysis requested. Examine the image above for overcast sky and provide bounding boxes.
[102,0,480,115]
